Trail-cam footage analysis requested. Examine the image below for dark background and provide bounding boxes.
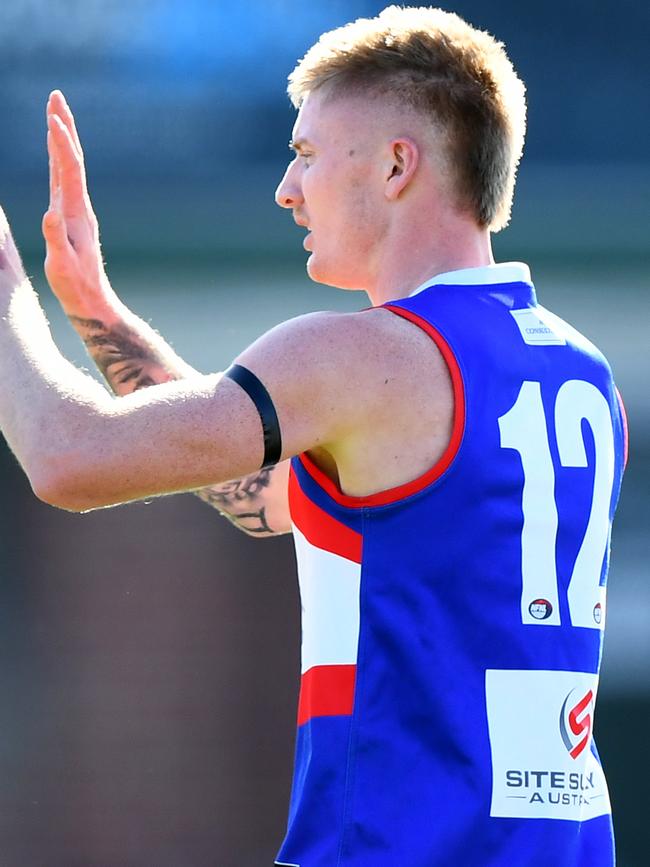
[0,2,648,865]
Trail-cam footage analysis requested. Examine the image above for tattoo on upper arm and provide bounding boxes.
[195,469,280,535]
[70,316,172,393]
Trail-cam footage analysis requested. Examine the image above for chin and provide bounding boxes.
[306,253,334,286]
[306,254,362,291]
[306,254,326,284]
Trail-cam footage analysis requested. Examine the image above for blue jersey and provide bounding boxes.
[275,263,627,867]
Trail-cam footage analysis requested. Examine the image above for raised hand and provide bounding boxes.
[40,91,290,533]
[43,90,116,318]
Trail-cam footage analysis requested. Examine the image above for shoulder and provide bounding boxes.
[236,306,448,396]
[233,305,452,457]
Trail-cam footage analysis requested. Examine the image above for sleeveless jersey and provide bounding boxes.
[275,263,627,867]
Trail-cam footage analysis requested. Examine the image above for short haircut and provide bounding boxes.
[288,6,526,232]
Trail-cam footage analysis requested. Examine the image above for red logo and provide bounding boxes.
[559,688,594,759]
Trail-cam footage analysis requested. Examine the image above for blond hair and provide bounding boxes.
[288,6,526,232]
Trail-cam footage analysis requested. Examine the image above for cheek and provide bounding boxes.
[302,168,329,218]
[345,183,385,252]
[305,162,383,259]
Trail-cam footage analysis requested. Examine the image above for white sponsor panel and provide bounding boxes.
[510,307,567,346]
[292,525,361,674]
[485,669,611,821]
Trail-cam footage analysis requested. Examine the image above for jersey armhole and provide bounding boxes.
[297,304,466,509]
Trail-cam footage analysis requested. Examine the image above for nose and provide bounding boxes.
[275,160,304,210]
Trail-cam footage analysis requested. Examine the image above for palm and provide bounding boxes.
[43,214,103,304]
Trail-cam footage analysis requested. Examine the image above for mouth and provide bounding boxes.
[294,216,312,249]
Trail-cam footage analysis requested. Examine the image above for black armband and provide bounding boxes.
[223,364,283,468]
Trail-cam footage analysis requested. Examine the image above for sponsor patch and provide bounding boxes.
[510,307,567,346]
[485,669,611,821]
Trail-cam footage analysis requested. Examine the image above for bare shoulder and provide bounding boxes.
[235,305,453,438]
[353,305,450,373]
[237,305,448,389]
[237,305,453,491]
[299,305,452,400]
[339,306,454,436]
[279,306,455,497]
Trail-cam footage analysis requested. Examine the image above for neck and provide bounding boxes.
[364,216,495,307]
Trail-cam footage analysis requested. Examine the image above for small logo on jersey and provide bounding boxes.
[593,603,602,625]
[510,308,566,346]
[559,688,594,760]
[529,598,553,620]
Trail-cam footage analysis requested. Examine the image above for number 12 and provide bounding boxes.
[498,380,615,629]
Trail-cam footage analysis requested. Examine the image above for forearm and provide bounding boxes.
[63,293,198,395]
[194,466,288,537]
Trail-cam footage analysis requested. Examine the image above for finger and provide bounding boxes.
[47,130,61,211]
[47,113,89,218]
[47,92,89,200]
[48,90,84,159]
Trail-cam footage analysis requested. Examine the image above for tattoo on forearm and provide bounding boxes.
[70,316,173,394]
[195,469,276,535]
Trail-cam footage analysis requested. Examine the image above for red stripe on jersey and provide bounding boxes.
[297,306,465,508]
[288,468,362,563]
[297,664,356,727]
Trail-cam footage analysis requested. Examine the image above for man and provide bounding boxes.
[0,6,626,866]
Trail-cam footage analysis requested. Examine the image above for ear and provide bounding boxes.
[384,137,419,201]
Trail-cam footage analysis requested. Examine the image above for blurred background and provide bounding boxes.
[0,1,648,865]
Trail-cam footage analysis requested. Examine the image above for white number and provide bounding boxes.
[499,382,561,625]
[498,380,615,629]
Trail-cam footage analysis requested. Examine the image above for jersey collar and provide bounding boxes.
[409,262,532,297]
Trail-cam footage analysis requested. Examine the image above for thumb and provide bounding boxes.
[42,208,71,253]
